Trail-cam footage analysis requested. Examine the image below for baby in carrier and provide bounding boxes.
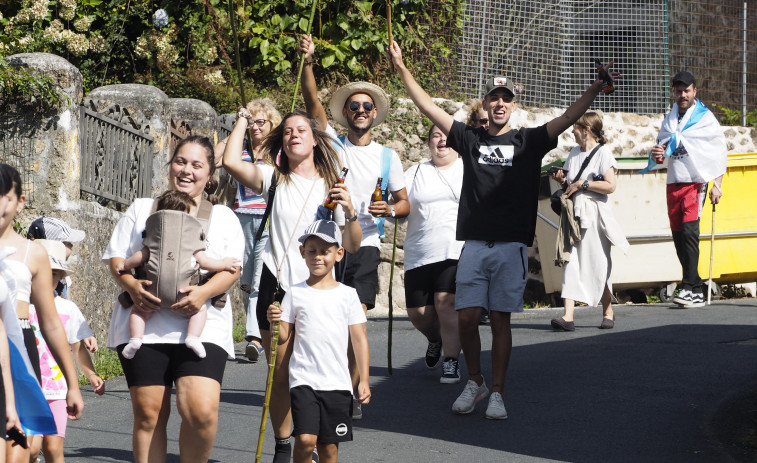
[117,190,240,359]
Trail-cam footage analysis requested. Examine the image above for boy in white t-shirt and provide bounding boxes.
[268,220,370,463]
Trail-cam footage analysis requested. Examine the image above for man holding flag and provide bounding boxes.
[648,71,727,308]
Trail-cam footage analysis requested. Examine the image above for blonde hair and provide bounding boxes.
[246,97,282,129]
[261,110,342,189]
[466,100,484,127]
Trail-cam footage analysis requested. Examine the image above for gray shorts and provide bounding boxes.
[455,241,528,313]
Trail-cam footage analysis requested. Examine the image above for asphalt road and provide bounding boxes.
[61,300,757,462]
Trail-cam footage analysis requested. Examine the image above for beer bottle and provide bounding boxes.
[324,167,349,210]
[371,177,383,203]
[594,59,615,95]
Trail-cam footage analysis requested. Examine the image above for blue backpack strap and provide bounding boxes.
[375,146,393,238]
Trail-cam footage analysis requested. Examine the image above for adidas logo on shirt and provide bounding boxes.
[478,145,514,166]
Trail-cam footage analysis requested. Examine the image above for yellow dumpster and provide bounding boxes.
[535,153,757,301]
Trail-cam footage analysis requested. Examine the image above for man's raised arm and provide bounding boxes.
[388,41,454,135]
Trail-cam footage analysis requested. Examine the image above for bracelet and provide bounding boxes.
[345,213,358,223]
[303,60,314,66]
[712,181,723,194]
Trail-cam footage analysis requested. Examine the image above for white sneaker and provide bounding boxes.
[452,379,488,414]
[684,291,705,308]
[485,392,508,420]
[673,289,692,305]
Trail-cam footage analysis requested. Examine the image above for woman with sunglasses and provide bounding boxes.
[223,110,362,463]
[215,98,282,363]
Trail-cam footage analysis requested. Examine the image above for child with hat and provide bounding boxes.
[27,216,86,301]
[28,240,104,462]
[267,220,370,463]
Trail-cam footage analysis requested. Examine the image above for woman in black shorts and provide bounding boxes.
[104,137,244,462]
[403,124,465,384]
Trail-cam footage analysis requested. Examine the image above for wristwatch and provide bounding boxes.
[390,206,396,218]
[582,180,590,191]
[345,213,358,223]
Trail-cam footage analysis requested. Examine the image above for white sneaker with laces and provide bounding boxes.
[673,289,692,305]
[485,392,508,420]
[684,292,705,308]
[452,379,488,414]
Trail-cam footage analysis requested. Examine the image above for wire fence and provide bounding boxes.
[0,118,36,205]
[418,0,757,120]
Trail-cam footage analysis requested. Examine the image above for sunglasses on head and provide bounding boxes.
[348,101,375,112]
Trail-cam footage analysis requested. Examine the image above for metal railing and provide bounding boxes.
[79,106,154,207]
[0,117,36,205]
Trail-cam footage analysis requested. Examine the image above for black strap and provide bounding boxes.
[254,170,279,242]
[573,144,603,183]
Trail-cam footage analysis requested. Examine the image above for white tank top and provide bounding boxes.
[4,241,32,304]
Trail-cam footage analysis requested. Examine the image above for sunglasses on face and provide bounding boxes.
[251,119,269,127]
[479,118,489,125]
[348,101,375,112]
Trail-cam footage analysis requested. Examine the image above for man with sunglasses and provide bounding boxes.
[299,34,410,419]
[388,41,619,420]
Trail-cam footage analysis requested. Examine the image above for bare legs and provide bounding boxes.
[457,307,512,394]
[559,283,614,323]
[407,292,460,359]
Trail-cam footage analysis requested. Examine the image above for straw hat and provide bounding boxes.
[329,82,390,129]
[35,239,69,277]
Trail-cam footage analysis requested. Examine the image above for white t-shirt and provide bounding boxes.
[30,297,93,399]
[564,145,617,185]
[104,198,244,357]
[403,158,465,271]
[280,281,366,391]
[327,125,406,248]
[259,164,345,291]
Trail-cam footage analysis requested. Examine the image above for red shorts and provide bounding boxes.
[666,183,706,231]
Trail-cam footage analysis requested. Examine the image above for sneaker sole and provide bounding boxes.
[245,344,261,363]
[672,296,689,305]
[485,411,508,420]
[440,376,461,384]
[453,393,487,414]
[683,301,705,308]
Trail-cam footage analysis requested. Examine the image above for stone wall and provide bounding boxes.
[7,52,756,330]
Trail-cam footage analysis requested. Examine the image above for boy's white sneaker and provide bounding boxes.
[485,392,508,420]
[452,379,489,414]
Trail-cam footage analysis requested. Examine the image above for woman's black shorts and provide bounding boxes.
[404,259,458,308]
[118,342,227,387]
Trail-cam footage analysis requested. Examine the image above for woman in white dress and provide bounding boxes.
[550,112,629,331]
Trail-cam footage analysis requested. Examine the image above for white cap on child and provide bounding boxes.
[298,220,342,247]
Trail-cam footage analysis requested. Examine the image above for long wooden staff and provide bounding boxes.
[290,0,320,113]
[228,0,254,144]
[255,303,281,463]
[387,220,398,375]
[386,0,393,70]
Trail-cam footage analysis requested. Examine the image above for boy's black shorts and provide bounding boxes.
[290,385,353,443]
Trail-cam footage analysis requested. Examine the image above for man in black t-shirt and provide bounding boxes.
[389,42,619,419]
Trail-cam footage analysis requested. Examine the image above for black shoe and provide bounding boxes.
[599,317,615,329]
[425,340,442,369]
[551,317,575,331]
[273,437,292,463]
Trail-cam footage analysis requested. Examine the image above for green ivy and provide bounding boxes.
[714,105,757,127]
[0,58,70,113]
[1,0,462,113]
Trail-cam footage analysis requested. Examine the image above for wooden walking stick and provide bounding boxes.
[290,0,320,113]
[707,203,716,305]
[386,0,393,70]
[255,303,281,463]
[227,0,255,144]
[387,220,398,375]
